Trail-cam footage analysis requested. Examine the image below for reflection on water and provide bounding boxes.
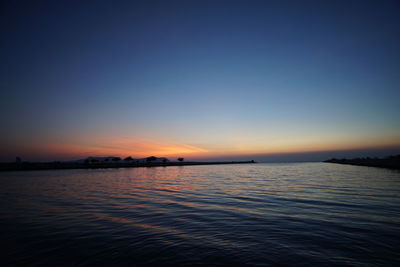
[1,163,400,266]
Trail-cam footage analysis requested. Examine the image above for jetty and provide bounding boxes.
[324,155,400,170]
[0,158,256,171]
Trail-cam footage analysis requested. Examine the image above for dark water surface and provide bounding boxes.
[1,163,400,266]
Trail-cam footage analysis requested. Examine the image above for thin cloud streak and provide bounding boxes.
[7,137,208,161]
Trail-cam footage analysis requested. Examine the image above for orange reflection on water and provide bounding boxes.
[93,212,188,237]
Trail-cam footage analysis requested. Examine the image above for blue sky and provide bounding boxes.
[1,0,399,161]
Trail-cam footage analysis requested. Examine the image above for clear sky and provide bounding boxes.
[1,0,399,162]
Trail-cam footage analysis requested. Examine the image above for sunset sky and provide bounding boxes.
[1,0,399,162]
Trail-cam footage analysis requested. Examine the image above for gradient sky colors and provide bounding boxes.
[1,0,400,161]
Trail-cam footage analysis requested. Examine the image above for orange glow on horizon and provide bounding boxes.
[6,135,400,161]
[17,138,209,160]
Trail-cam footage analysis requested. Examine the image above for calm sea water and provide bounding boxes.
[1,163,400,266]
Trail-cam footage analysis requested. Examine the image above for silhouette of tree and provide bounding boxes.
[177,157,184,162]
[146,156,157,162]
[124,156,133,161]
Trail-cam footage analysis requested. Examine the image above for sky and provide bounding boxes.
[1,0,400,162]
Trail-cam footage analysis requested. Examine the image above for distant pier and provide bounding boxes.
[324,155,400,170]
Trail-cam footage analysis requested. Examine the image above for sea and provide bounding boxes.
[0,163,399,266]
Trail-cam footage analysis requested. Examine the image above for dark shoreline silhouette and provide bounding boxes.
[324,155,400,169]
[0,160,256,171]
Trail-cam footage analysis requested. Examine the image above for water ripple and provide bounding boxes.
[1,163,400,266]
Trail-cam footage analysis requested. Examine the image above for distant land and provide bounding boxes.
[324,155,400,170]
[0,156,256,171]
